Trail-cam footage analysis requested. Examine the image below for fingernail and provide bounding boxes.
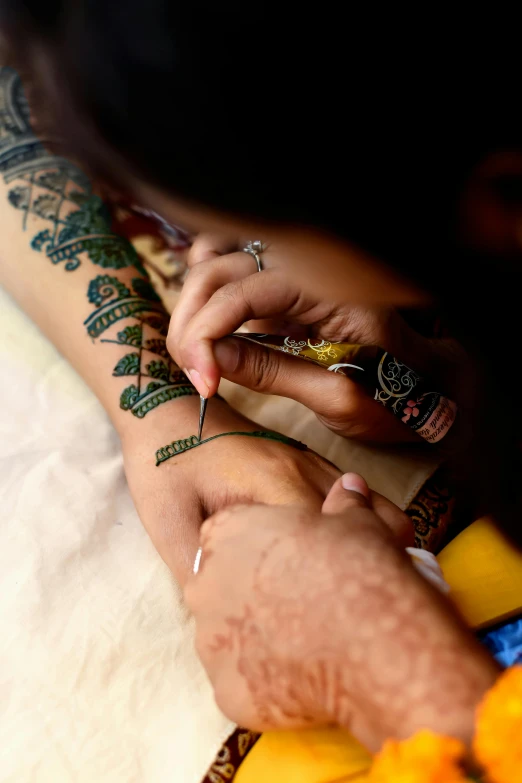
[214,338,240,373]
[188,368,210,398]
[341,472,370,497]
[183,368,192,383]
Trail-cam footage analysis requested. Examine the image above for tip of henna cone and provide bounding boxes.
[197,395,208,442]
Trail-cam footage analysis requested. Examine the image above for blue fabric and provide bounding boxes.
[479,616,522,667]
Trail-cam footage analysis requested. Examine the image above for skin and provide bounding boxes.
[4,63,521,753]
[131,156,522,747]
[184,476,498,748]
[122,397,341,580]
[169,254,467,442]
[0,66,343,586]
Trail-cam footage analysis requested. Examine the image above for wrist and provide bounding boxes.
[117,392,202,447]
[117,393,260,457]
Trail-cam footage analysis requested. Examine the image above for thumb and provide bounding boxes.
[214,335,352,414]
[322,472,370,515]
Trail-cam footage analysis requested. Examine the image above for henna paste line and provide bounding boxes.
[155,431,308,466]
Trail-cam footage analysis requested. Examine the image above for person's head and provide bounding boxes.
[2,2,522,538]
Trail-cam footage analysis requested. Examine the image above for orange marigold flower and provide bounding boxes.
[368,729,468,783]
[474,665,522,783]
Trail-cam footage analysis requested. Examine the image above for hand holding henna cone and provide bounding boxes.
[234,333,458,444]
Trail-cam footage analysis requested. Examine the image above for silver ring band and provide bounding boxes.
[242,240,264,272]
[193,546,203,575]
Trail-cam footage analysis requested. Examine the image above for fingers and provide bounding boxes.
[214,333,364,418]
[187,233,240,267]
[169,269,322,397]
[370,491,415,546]
[322,472,370,515]
[214,336,419,443]
[169,252,259,374]
[322,475,415,546]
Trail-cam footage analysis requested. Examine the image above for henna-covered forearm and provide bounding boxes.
[0,65,200,432]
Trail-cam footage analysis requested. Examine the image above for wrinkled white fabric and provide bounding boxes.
[0,284,438,783]
[0,288,234,783]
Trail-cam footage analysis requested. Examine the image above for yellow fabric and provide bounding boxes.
[235,517,522,783]
[235,728,371,783]
[438,516,522,629]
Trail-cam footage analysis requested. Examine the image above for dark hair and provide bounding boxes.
[1,2,521,541]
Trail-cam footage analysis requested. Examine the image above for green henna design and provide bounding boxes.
[130,277,161,302]
[32,193,60,221]
[30,195,144,273]
[1,66,195,421]
[143,338,170,358]
[123,383,197,418]
[120,385,140,410]
[36,170,70,193]
[8,185,30,210]
[113,353,140,376]
[146,359,170,381]
[0,67,143,274]
[118,325,143,346]
[85,298,166,339]
[141,315,169,336]
[84,285,166,338]
[84,268,197,419]
[170,369,192,385]
[88,275,131,306]
[155,431,308,466]
[84,276,167,338]
[112,325,143,347]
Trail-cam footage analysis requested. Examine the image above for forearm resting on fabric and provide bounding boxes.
[0,64,200,440]
[0,65,345,588]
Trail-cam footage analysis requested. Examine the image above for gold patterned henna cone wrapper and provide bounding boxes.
[234,333,457,444]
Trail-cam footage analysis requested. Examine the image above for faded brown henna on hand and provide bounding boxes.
[205,517,496,744]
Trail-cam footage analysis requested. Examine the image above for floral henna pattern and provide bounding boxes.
[84,273,197,418]
[208,521,492,739]
[0,67,142,273]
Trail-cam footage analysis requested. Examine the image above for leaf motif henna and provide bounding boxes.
[155,431,308,465]
[130,277,161,302]
[141,315,169,336]
[8,185,30,210]
[115,325,143,347]
[1,65,198,421]
[119,385,140,410]
[0,67,142,273]
[32,193,60,221]
[87,275,131,306]
[142,338,170,358]
[146,359,170,381]
[112,353,140,376]
[130,384,197,418]
[83,268,198,418]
